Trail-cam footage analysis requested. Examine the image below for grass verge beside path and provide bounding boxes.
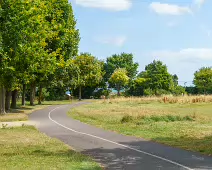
[0,100,76,122]
[0,126,101,170]
[68,97,212,156]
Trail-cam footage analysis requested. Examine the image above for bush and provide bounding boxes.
[121,115,133,123]
[142,115,194,123]
[93,89,112,99]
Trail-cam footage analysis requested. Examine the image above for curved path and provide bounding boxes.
[30,102,212,170]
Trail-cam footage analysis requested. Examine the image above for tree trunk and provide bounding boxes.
[22,84,26,106]
[11,90,18,109]
[38,85,42,105]
[117,84,121,96]
[30,83,35,106]
[79,86,82,101]
[0,87,6,114]
[5,90,12,111]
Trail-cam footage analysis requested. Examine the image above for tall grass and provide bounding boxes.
[104,95,212,104]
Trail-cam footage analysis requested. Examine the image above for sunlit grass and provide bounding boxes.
[68,96,212,156]
[0,126,101,170]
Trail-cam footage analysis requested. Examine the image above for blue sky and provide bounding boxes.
[69,0,212,86]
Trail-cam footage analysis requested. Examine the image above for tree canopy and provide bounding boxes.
[109,68,129,96]
[104,53,139,81]
[193,67,212,94]
[72,53,104,100]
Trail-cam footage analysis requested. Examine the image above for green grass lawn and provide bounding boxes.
[68,98,212,156]
[0,100,76,122]
[0,126,101,170]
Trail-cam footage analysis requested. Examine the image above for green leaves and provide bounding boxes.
[140,60,172,93]
[193,67,212,94]
[0,0,80,92]
[109,68,129,95]
[71,53,104,88]
[105,53,139,82]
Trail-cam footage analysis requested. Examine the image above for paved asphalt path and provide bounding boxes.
[29,102,212,170]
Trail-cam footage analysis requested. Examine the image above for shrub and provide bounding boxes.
[121,115,133,123]
[142,115,194,123]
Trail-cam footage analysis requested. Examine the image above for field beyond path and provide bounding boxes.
[69,96,212,156]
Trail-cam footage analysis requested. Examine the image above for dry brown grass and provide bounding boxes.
[105,95,212,104]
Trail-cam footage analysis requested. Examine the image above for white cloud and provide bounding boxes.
[95,36,127,47]
[151,48,212,61]
[149,2,192,15]
[74,0,132,11]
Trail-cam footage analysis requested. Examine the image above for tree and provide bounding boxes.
[105,53,139,82]
[109,68,129,96]
[37,0,80,104]
[172,74,179,87]
[0,0,54,107]
[127,77,147,96]
[193,67,212,94]
[72,53,104,100]
[140,60,172,95]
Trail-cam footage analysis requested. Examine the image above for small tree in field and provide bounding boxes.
[109,68,129,96]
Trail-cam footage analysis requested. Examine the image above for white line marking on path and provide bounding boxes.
[48,106,193,170]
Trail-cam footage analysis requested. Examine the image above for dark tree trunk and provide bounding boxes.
[0,87,5,114]
[30,83,35,106]
[22,84,26,106]
[117,84,121,96]
[79,86,82,101]
[11,89,18,109]
[5,90,11,111]
[38,85,42,105]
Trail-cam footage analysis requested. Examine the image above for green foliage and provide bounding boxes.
[105,53,139,82]
[143,88,171,96]
[193,67,212,94]
[0,0,80,106]
[92,89,112,99]
[126,77,147,96]
[141,115,194,123]
[139,60,173,95]
[109,68,129,95]
[121,115,133,123]
[171,85,186,96]
[69,53,104,99]
[72,53,104,88]
[45,88,67,101]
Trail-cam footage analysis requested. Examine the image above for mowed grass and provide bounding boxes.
[68,96,212,156]
[0,100,76,122]
[0,126,101,170]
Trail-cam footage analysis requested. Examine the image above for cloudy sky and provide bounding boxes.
[70,0,211,85]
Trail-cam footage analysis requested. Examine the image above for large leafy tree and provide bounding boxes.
[104,53,139,82]
[109,68,129,96]
[139,60,172,95]
[72,53,104,100]
[193,67,212,94]
[37,0,80,104]
[0,0,79,109]
[0,0,55,107]
[35,0,80,104]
